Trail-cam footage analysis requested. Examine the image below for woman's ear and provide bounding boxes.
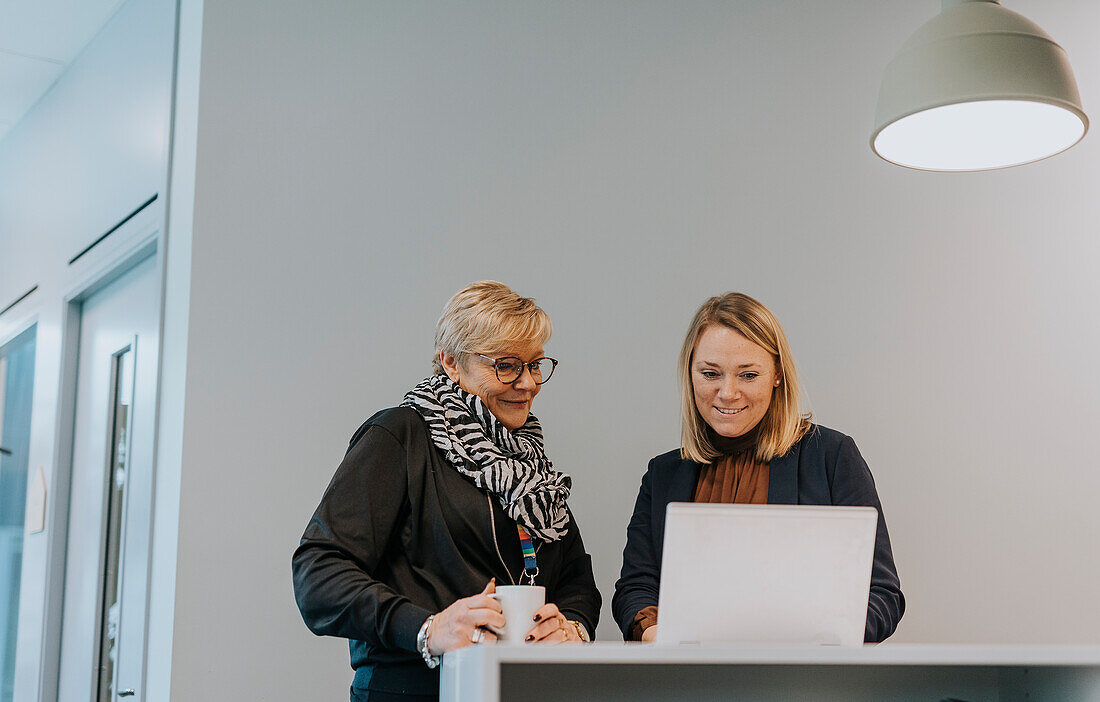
[439,350,461,383]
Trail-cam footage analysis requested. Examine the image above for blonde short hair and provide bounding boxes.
[432,281,553,374]
[678,292,811,463]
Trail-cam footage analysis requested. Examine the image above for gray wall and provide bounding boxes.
[171,0,1100,700]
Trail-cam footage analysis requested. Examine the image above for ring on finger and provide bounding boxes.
[472,628,484,644]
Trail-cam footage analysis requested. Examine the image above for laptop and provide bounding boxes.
[655,503,878,647]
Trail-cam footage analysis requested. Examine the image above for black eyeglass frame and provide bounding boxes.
[475,354,558,385]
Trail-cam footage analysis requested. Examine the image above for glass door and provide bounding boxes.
[58,253,158,702]
[0,326,36,702]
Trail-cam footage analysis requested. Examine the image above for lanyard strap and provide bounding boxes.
[516,525,538,585]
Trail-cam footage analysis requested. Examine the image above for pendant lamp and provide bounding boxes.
[871,0,1088,171]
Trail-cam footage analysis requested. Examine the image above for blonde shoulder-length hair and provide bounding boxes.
[679,292,812,464]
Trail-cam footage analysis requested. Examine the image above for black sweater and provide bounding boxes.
[292,407,601,695]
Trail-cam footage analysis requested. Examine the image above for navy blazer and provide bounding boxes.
[612,425,904,643]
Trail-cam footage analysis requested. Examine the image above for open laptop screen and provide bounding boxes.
[656,504,877,647]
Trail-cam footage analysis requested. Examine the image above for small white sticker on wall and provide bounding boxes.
[27,465,46,534]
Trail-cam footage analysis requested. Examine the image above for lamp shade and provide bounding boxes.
[872,0,1088,171]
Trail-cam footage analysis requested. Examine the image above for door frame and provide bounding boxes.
[40,229,160,702]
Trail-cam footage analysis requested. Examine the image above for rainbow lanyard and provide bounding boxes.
[515,525,538,585]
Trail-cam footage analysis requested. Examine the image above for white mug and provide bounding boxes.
[488,585,545,644]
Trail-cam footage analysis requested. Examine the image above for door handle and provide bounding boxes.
[118,690,135,697]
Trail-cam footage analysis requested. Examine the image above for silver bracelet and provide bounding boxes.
[416,614,441,669]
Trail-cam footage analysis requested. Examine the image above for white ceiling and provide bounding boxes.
[0,0,125,142]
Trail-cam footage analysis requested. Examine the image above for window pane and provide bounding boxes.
[0,326,36,702]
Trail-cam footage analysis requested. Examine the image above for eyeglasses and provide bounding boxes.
[475,354,558,385]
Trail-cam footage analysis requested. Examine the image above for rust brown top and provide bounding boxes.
[692,451,770,504]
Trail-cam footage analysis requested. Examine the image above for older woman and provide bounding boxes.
[293,281,600,702]
[612,292,903,643]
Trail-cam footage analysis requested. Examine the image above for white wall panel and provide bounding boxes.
[0,0,172,308]
[0,1,174,700]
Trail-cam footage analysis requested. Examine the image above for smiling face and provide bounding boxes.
[440,339,545,431]
[691,325,780,438]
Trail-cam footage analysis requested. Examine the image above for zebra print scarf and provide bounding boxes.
[402,374,571,542]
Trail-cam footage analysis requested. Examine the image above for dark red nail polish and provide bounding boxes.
[525,635,534,642]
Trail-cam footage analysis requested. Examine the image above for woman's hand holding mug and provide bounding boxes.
[427,580,503,654]
[526,603,583,643]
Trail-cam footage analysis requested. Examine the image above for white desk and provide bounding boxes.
[440,643,1100,701]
